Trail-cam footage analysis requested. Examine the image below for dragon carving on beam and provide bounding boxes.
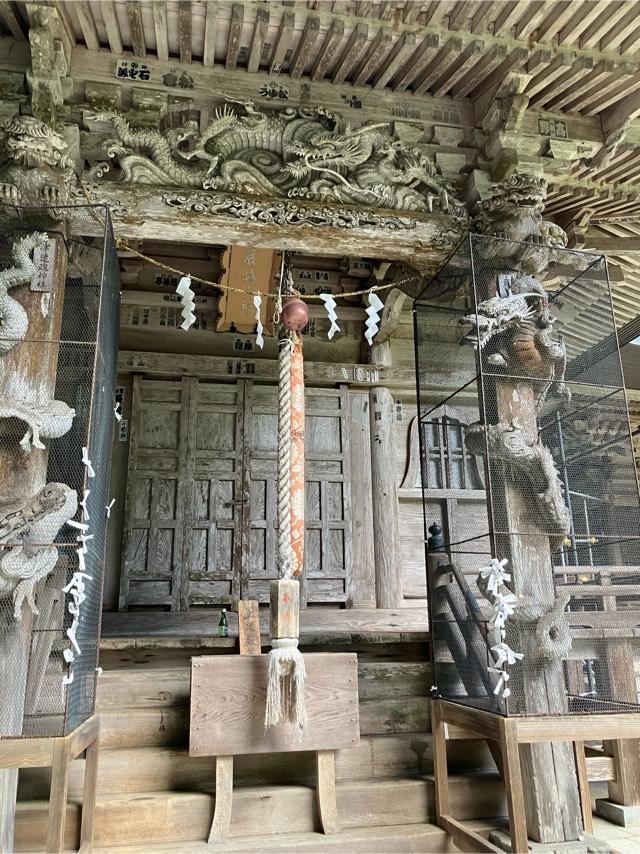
[91,101,465,216]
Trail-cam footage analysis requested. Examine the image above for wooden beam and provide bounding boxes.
[178,0,192,64]
[202,0,217,67]
[467,47,528,100]
[126,0,146,58]
[311,19,344,82]
[579,1,631,49]
[225,3,243,70]
[101,1,123,56]
[372,31,416,90]
[448,1,474,31]
[152,0,168,62]
[430,38,483,99]
[247,6,269,74]
[546,60,615,112]
[470,1,496,34]
[529,57,594,108]
[394,33,440,92]
[525,51,574,99]
[269,10,295,75]
[558,0,610,45]
[75,1,100,51]
[331,21,368,85]
[451,43,506,100]
[535,0,576,42]
[583,236,640,255]
[600,6,640,51]
[290,14,320,79]
[353,26,392,87]
[493,1,524,35]
[413,37,462,96]
[515,0,556,40]
[0,1,25,40]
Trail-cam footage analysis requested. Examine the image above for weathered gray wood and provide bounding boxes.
[316,750,339,834]
[102,606,428,639]
[370,388,401,608]
[117,350,414,389]
[190,654,360,756]
[0,230,67,852]
[208,755,233,844]
[347,392,375,607]
[496,379,582,844]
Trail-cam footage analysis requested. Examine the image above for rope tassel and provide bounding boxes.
[265,637,307,733]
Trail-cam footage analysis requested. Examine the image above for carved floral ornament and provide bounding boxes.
[88,99,468,224]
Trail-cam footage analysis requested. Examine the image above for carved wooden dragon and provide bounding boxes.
[92,101,462,215]
[0,483,78,619]
[0,232,49,356]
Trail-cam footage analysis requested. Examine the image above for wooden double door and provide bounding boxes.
[119,377,351,610]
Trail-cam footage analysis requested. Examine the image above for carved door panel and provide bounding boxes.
[119,376,191,610]
[245,384,352,604]
[184,381,245,607]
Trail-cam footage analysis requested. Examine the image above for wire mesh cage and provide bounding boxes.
[415,233,640,717]
[0,202,119,739]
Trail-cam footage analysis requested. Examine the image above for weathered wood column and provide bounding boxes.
[369,387,401,608]
[0,229,67,852]
[496,380,582,844]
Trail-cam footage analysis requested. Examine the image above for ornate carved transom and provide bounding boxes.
[91,100,465,217]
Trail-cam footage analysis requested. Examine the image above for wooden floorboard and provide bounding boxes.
[101,607,429,641]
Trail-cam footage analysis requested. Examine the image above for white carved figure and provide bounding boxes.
[0,397,75,452]
[0,232,49,356]
[0,483,78,619]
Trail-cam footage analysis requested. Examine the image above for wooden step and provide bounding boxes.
[92,823,455,853]
[14,777,505,852]
[18,734,493,800]
[93,661,432,709]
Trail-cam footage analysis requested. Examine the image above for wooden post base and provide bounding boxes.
[431,700,640,854]
[0,714,100,854]
[207,749,340,844]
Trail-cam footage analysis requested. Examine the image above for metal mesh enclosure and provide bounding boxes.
[0,203,119,738]
[415,234,640,717]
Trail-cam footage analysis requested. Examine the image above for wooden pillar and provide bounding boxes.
[603,641,640,808]
[495,380,582,844]
[369,387,401,608]
[0,230,67,852]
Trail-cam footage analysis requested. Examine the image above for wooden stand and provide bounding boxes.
[0,714,100,854]
[190,653,359,845]
[431,700,640,854]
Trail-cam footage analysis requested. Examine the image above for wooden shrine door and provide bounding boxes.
[119,377,351,610]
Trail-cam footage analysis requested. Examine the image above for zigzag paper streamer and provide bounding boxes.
[106,498,115,518]
[319,293,340,339]
[176,276,196,331]
[365,292,384,345]
[80,489,90,521]
[253,293,264,349]
[82,446,95,478]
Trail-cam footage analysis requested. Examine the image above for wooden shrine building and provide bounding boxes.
[1,1,640,852]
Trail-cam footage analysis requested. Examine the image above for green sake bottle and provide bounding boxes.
[216,608,228,638]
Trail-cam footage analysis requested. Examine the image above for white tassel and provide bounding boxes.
[264,638,307,737]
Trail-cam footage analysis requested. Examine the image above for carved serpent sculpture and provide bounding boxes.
[0,483,78,619]
[0,232,49,356]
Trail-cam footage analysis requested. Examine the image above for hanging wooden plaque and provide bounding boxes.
[217,245,279,333]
